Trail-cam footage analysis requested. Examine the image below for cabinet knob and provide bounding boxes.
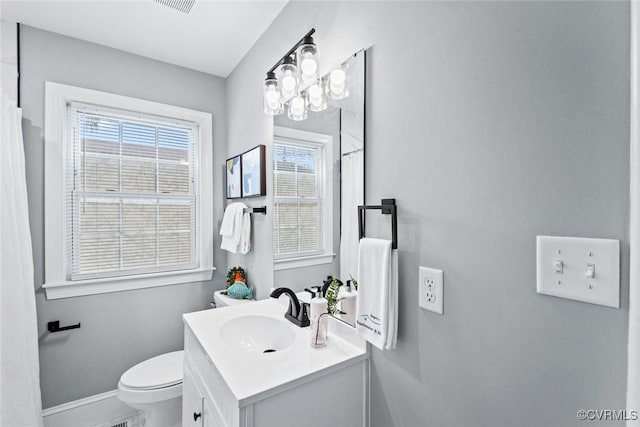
[193,412,202,422]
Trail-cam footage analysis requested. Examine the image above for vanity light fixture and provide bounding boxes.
[263,28,345,120]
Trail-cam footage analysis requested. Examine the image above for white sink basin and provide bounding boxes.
[219,315,296,354]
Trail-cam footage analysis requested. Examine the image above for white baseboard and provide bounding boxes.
[43,390,139,427]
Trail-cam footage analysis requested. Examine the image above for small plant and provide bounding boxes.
[226,266,246,287]
[349,274,358,290]
[325,276,345,316]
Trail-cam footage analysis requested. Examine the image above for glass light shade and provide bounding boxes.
[306,82,327,112]
[288,94,308,121]
[297,43,318,84]
[263,76,283,115]
[326,66,349,100]
[278,58,299,102]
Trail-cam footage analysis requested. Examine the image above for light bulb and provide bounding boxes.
[330,69,346,84]
[263,72,283,115]
[288,95,308,121]
[308,84,322,98]
[282,71,296,91]
[291,97,304,113]
[297,39,318,83]
[301,53,317,76]
[306,83,326,112]
[326,67,348,100]
[279,63,298,101]
[330,81,345,94]
[265,86,279,103]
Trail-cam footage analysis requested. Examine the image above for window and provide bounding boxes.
[44,83,214,298]
[273,126,333,270]
[67,104,198,279]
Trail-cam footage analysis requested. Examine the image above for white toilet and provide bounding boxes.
[117,291,252,427]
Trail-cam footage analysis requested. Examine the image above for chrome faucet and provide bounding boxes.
[270,287,310,327]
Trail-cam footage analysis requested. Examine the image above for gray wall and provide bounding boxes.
[1,19,18,103]
[20,26,228,408]
[226,2,630,426]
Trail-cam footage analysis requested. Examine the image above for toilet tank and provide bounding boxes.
[213,290,253,307]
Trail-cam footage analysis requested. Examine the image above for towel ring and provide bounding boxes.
[357,199,397,249]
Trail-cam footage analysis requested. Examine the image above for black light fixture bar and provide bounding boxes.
[266,28,316,75]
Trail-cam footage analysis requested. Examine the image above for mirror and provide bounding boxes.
[271,49,365,326]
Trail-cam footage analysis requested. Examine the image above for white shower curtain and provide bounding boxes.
[340,150,364,282]
[0,93,44,427]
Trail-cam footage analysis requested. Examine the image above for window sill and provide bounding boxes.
[274,253,335,271]
[42,267,215,300]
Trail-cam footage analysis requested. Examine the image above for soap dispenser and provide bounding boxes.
[310,287,328,348]
[339,280,357,325]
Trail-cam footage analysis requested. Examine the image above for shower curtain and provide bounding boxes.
[0,93,44,427]
[340,149,364,282]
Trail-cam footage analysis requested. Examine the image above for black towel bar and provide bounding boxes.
[47,320,81,333]
[358,198,398,249]
[243,206,267,214]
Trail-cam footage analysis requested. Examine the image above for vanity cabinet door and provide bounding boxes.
[183,362,204,427]
[203,399,220,427]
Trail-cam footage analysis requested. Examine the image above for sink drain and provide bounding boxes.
[263,349,276,353]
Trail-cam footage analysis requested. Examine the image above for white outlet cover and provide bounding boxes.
[536,236,620,308]
[419,266,444,314]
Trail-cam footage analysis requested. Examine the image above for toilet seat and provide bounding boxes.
[120,350,183,389]
[117,350,184,405]
[118,381,182,404]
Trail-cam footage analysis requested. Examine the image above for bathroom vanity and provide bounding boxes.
[182,298,369,427]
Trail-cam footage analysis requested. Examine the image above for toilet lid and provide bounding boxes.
[120,350,183,390]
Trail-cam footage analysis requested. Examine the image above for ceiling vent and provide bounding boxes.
[153,0,195,14]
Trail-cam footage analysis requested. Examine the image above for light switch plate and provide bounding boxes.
[536,236,620,308]
[419,266,443,314]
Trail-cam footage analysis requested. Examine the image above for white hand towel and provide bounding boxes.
[220,202,245,237]
[386,249,398,350]
[355,238,398,350]
[237,212,251,254]
[220,202,246,253]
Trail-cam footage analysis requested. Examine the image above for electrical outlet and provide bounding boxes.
[419,266,444,314]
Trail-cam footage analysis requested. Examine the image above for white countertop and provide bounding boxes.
[183,297,368,405]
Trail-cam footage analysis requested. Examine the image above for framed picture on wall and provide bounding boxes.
[226,155,242,199]
[241,145,266,198]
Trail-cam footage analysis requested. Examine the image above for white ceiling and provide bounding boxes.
[0,0,288,77]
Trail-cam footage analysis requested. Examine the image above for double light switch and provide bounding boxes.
[554,259,595,278]
[537,236,620,308]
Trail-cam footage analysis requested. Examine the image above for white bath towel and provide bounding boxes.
[220,202,247,253]
[355,238,398,350]
[237,212,251,254]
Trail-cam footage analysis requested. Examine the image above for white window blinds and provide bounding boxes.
[273,141,324,258]
[66,103,199,280]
